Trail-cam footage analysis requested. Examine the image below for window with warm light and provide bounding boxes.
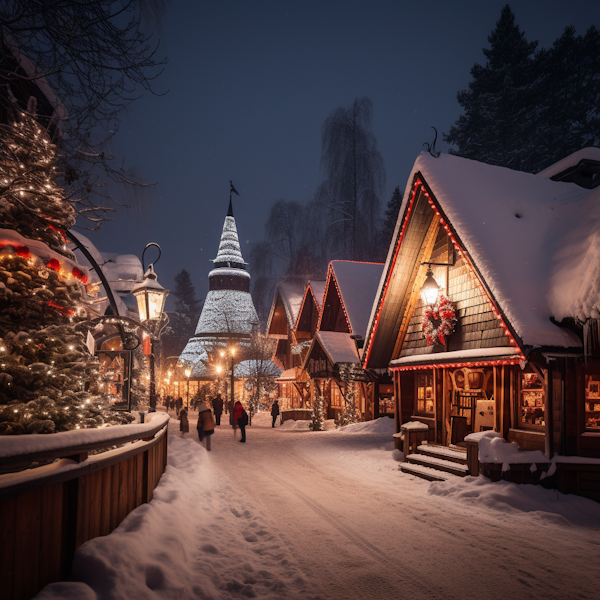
[519,370,546,429]
[415,371,434,414]
[585,374,600,429]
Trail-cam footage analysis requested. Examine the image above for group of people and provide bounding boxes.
[162,395,184,417]
[176,396,283,449]
[178,392,252,448]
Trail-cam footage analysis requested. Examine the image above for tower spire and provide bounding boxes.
[227,196,233,217]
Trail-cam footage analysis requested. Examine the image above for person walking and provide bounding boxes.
[175,397,183,417]
[228,399,234,426]
[234,400,248,443]
[271,399,280,428]
[197,402,215,451]
[169,397,175,413]
[212,393,224,426]
[179,408,189,437]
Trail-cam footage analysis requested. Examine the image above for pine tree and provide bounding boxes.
[161,269,202,361]
[0,114,133,434]
[445,5,600,173]
[173,269,202,317]
[444,5,538,170]
[380,186,403,253]
[532,25,600,171]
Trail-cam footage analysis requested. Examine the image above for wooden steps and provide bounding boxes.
[415,444,467,465]
[400,463,449,482]
[399,443,470,482]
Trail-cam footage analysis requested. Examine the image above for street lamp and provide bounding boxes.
[185,368,191,410]
[131,243,169,411]
[229,347,236,410]
[420,267,440,307]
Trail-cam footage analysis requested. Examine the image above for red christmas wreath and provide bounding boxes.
[422,295,457,346]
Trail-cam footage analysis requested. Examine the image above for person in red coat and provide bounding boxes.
[233,400,248,442]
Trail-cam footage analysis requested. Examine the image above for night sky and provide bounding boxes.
[86,0,600,311]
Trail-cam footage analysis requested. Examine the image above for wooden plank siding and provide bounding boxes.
[365,185,437,368]
[398,226,510,358]
[0,428,168,600]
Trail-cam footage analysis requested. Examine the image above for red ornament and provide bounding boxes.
[422,295,457,346]
[72,267,88,284]
[47,258,60,272]
[47,299,74,316]
[48,224,68,243]
[15,245,30,258]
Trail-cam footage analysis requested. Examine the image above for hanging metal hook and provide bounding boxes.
[423,126,441,158]
[142,242,162,273]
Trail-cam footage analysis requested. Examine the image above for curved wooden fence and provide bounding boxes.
[0,413,170,600]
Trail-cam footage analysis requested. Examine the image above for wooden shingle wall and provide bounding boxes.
[399,227,510,358]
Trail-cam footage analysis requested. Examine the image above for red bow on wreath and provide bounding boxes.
[422,295,457,346]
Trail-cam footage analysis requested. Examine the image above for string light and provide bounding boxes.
[364,175,524,367]
[390,358,522,372]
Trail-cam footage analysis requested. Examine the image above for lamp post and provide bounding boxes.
[219,347,237,411]
[185,368,191,410]
[229,347,236,409]
[131,244,169,411]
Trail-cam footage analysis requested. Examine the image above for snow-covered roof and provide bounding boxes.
[331,261,384,338]
[212,215,247,267]
[178,338,209,368]
[67,231,130,318]
[268,280,307,331]
[373,152,599,349]
[235,360,282,378]
[208,268,250,279]
[537,148,600,179]
[276,367,297,381]
[315,331,360,365]
[310,280,326,309]
[100,253,143,291]
[194,290,259,336]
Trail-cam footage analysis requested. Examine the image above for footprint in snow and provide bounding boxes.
[200,544,219,554]
[244,533,258,543]
[145,565,166,591]
[230,507,241,518]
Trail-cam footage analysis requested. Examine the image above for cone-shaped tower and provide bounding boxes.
[178,204,259,377]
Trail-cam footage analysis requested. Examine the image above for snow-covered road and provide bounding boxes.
[37,413,600,600]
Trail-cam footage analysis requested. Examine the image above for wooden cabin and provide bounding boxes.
[294,280,326,360]
[303,261,385,421]
[266,280,309,409]
[363,151,600,498]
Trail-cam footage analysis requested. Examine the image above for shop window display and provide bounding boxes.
[416,372,434,414]
[585,375,600,429]
[331,383,343,408]
[519,371,545,428]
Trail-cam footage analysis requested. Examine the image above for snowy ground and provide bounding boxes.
[36,412,600,600]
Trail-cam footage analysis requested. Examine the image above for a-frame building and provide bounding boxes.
[364,151,600,497]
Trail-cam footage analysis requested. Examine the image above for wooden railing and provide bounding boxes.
[0,413,170,600]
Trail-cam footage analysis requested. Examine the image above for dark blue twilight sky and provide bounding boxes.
[85,0,600,311]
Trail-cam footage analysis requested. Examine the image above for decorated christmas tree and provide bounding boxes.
[0,113,133,434]
[309,380,326,431]
[336,365,361,427]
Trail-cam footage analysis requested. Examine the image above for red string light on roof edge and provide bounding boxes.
[365,175,524,368]
[390,358,522,372]
[422,185,521,351]
[363,178,422,365]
